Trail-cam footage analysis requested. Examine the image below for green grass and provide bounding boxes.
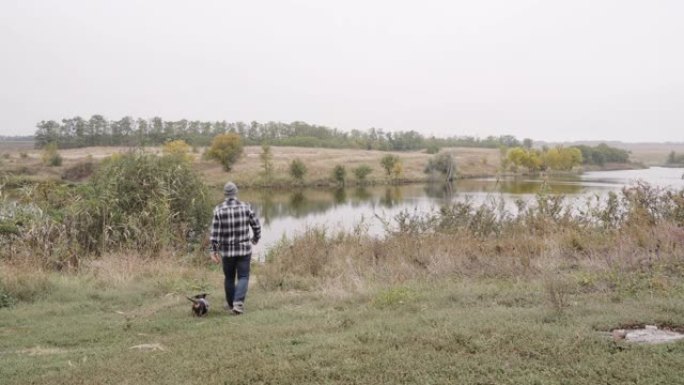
[2,273,684,385]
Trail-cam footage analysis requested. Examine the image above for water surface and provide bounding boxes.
[232,167,684,257]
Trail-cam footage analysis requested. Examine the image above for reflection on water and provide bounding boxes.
[238,179,591,226]
[218,167,684,258]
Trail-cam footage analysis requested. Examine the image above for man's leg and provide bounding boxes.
[232,254,251,313]
[222,256,237,309]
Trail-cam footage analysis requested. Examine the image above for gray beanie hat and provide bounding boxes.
[224,182,238,197]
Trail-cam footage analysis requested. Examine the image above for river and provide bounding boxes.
[233,167,684,257]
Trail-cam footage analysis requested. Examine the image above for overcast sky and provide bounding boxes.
[1,0,682,142]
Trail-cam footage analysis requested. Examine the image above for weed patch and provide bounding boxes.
[372,286,416,309]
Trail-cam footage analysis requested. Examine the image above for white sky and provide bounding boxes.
[1,0,682,142]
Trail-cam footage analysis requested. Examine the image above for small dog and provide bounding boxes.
[187,293,209,317]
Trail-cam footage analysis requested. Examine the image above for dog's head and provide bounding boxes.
[187,293,209,317]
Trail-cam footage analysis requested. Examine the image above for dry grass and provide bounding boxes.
[0,251,214,303]
[1,144,501,187]
[196,146,500,187]
[255,181,684,293]
[256,224,684,294]
[613,143,684,166]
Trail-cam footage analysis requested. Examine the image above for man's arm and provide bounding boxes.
[248,207,261,245]
[209,208,221,263]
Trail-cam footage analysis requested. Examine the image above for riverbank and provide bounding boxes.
[0,144,652,191]
[0,145,503,190]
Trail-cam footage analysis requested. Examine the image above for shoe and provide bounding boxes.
[232,301,244,315]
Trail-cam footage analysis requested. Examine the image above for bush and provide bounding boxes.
[575,143,630,166]
[162,139,194,162]
[206,133,243,171]
[42,143,63,167]
[259,144,274,181]
[425,144,440,154]
[332,165,346,185]
[425,153,456,180]
[353,164,372,182]
[86,151,212,252]
[380,154,400,176]
[19,152,28,159]
[0,151,212,268]
[289,158,307,182]
[0,288,15,308]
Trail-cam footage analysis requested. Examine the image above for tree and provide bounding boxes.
[380,154,400,176]
[162,140,194,162]
[34,120,60,147]
[668,151,677,164]
[289,158,307,182]
[259,144,274,181]
[506,147,527,171]
[88,115,108,146]
[206,133,243,171]
[332,165,346,186]
[507,147,542,172]
[424,153,456,181]
[42,142,63,166]
[523,138,533,149]
[353,164,372,182]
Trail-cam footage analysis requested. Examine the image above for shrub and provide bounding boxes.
[206,133,243,171]
[19,152,28,159]
[88,151,211,249]
[0,287,15,308]
[380,154,400,176]
[162,139,194,162]
[425,144,440,154]
[259,144,274,181]
[543,274,575,313]
[353,164,372,182]
[332,165,346,185]
[425,153,456,181]
[42,143,63,167]
[289,158,307,182]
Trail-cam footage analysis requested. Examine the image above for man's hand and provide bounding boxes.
[211,252,220,264]
[251,238,259,245]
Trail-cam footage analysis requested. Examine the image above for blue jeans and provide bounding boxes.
[222,255,251,308]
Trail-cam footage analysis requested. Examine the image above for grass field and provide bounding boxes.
[0,145,501,188]
[4,141,682,189]
[2,255,684,385]
[621,143,684,166]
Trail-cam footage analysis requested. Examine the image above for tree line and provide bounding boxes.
[504,143,632,172]
[34,115,526,151]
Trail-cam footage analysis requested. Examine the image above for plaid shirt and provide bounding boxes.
[210,198,261,258]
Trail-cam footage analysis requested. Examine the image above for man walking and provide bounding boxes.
[210,182,261,315]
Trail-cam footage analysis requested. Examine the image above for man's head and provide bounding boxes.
[224,181,238,198]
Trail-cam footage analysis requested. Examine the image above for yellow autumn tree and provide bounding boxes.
[162,140,194,162]
[206,133,243,172]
